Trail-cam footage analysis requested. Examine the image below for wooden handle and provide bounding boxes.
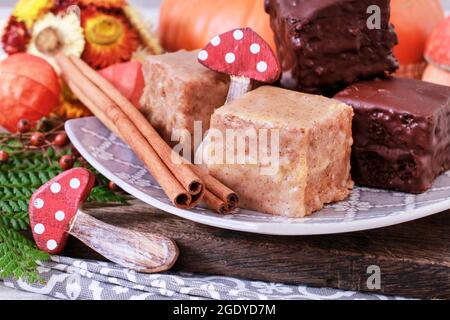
[69,210,179,273]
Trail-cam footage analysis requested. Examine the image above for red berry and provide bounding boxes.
[0,150,9,163]
[59,155,74,170]
[53,132,68,147]
[17,119,31,133]
[30,132,45,147]
[108,181,120,191]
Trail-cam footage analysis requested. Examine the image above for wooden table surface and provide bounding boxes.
[57,199,450,300]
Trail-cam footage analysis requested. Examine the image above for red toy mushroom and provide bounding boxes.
[198,28,280,103]
[29,168,179,273]
[423,17,450,87]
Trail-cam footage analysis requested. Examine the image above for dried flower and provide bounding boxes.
[81,6,139,69]
[53,99,93,119]
[80,0,126,9]
[1,16,30,54]
[27,12,85,72]
[52,83,92,119]
[51,0,80,14]
[13,0,54,28]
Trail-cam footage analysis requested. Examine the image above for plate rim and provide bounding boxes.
[66,117,450,236]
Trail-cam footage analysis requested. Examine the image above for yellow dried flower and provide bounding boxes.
[52,83,92,119]
[53,100,93,119]
[80,0,126,9]
[82,6,139,69]
[13,0,54,28]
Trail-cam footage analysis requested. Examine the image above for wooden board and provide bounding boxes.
[62,200,450,299]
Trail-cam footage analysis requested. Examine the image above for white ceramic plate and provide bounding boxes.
[66,117,450,236]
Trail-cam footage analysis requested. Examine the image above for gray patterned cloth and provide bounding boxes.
[0,256,405,300]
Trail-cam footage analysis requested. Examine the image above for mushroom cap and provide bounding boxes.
[198,28,281,83]
[29,168,95,254]
[425,17,450,71]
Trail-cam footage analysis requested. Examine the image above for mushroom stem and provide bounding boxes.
[226,76,253,104]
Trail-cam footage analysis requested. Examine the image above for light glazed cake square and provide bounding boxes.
[140,50,229,151]
[205,86,354,217]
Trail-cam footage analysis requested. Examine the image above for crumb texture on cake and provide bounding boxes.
[140,50,229,150]
[207,86,354,217]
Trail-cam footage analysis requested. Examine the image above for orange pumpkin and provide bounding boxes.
[159,0,275,52]
[391,0,445,79]
[0,53,60,132]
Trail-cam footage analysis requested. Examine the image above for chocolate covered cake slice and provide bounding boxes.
[265,0,399,94]
[334,77,450,193]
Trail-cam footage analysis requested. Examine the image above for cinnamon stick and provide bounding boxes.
[189,165,239,213]
[58,54,239,214]
[56,54,195,209]
[69,56,203,196]
[68,56,239,213]
[65,79,119,137]
[203,190,228,215]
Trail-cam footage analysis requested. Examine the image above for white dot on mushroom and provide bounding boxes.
[211,36,221,46]
[70,178,81,189]
[198,50,208,61]
[50,182,61,194]
[233,30,244,40]
[55,210,65,222]
[34,223,45,235]
[250,43,261,54]
[47,240,57,251]
[34,198,44,209]
[257,61,268,73]
[225,53,236,64]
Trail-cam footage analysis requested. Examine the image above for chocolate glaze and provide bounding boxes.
[265,0,399,95]
[334,77,450,193]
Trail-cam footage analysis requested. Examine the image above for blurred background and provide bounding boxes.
[141,0,450,10]
[0,0,448,9]
[0,0,159,7]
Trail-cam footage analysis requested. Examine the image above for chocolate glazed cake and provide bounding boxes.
[265,0,399,94]
[335,77,450,194]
